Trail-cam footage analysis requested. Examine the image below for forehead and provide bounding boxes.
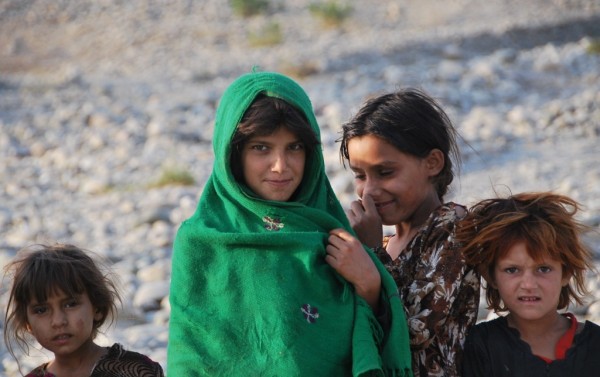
[247,127,300,142]
[347,135,418,167]
[347,134,392,150]
[498,241,561,265]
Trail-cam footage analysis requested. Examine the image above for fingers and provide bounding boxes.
[348,194,377,217]
[361,194,378,215]
[347,195,380,224]
[325,241,344,270]
[346,200,364,226]
[324,247,338,265]
[327,229,354,257]
[325,229,382,308]
[329,228,353,242]
[349,200,365,216]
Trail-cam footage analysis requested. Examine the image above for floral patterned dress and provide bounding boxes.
[375,202,480,377]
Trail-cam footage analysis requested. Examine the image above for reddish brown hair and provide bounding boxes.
[457,192,594,312]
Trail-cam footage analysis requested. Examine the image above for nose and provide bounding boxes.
[520,270,538,289]
[360,176,379,198]
[271,152,287,173]
[51,310,67,328]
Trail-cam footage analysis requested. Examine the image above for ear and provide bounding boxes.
[424,149,444,177]
[25,322,32,332]
[93,308,104,322]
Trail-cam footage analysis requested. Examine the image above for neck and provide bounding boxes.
[50,339,104,376]
[506,312,568,338]
[388,195,442,260]
[395,193,442,237]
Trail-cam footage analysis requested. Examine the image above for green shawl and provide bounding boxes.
[167,71,412,376]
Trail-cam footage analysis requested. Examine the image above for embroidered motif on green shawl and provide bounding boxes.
[167,71,412,376]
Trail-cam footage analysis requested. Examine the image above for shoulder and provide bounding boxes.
[95,343,164,376]
[581,320,600,338]
[468,316,509,340]
[426,202,466,230]
[441,202,467,219]
[417,202,467,254]
[25,364,53,377]
[583,320,600,329]
[464,316,522,360]
[107,343,160,363]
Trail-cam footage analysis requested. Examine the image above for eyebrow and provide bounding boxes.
[28,299,52,310]
[247,137,303,145]
[349,161,396,170]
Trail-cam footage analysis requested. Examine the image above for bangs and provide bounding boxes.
[496,219,563,264]
[21,254,87,305]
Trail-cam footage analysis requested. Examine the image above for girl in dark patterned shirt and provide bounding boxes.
[458,192,600,377]
[3,243,164,377]
[338,88,481,377]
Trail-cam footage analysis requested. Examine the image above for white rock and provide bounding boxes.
[436,60,464,82]
[137,259,170,283]
[133,281,170,312]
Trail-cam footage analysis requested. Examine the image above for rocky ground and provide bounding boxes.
[1,0,600,375]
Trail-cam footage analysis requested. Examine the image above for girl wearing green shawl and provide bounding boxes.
[167,71,412,376]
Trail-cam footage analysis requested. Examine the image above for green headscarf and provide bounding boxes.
[167,71,412,376]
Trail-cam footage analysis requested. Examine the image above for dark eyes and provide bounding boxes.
[30,299,79,315]
[250,144,268,152]
[249,143,304,152]
[32,306,47,315]
[503,266,553,274]
[288,143,304,151]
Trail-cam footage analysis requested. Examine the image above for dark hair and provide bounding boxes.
[339,88,460,199]
[457,192,594,312]
[230,94,320,183]
[3,244,120,360]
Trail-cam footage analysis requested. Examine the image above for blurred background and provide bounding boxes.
[1,1,600,375]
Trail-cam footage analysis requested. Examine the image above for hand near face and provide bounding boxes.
[345,194,383,248]
[326,228,381,310]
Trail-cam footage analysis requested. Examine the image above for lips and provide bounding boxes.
[265,179,292,187]
[518,296,540,302]
[53,333,72,343]
[374,199,394,210]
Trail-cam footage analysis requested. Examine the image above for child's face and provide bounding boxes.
[347,134,441,226]
[26,288,102,358]
[493,241,569,323]
[241,126,306,202]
